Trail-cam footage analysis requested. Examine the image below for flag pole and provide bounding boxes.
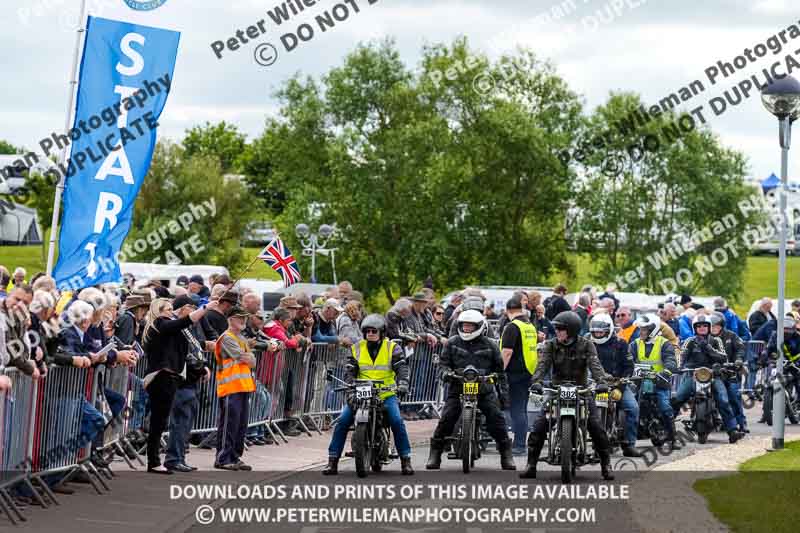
[229,235,278,291]
[46,0,89,276]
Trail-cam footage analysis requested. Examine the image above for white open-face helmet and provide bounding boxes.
[457,309,486,341]
[635,313,662,341]
[589,314,615,344]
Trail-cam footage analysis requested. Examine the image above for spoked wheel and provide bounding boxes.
[461,407,474,474]
[353,423,371,478]
[560,418,574,484]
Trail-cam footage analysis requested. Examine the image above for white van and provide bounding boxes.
[120,262,229,290]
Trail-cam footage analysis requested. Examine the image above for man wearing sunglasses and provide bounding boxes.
[323,314,414,476]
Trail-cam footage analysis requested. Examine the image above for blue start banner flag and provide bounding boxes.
[53,15,180,290]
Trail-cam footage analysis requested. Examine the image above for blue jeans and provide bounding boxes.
[79,400,106,450]
[507,375,530,449]
[165,386,199,467]
[328,395,411,458]
[247,383,271,438]
[639,387,674,437]
[674,376,737,431]
[723,380,747,428]
[619,387,640,446]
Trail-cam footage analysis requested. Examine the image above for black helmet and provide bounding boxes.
[552,311,582,343]
[361,314,386,339]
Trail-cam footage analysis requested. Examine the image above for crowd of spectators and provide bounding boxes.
[1,262,797,505]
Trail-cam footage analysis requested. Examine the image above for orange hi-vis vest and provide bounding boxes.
[214,330,256,398]
[619,323,638,343]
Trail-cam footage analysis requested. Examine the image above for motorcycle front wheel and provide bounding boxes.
[461,407,474,474]
[560,418,574,484]
[353,423,371,478]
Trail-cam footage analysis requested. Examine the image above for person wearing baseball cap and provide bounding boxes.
[163,294,213,473]
[188,275,210,300]
[214,306,257,471]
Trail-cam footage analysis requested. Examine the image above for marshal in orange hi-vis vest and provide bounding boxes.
[214,331,256,397]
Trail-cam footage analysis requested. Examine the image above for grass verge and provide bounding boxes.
[693,440,800,533]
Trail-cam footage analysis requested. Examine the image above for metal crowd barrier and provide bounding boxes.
[743,340,766,395]
[301,343,350,428]
[0,369,39,523]
[404,342,445,417]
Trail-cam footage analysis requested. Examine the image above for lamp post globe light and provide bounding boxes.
[295,223,338,284]
[760,74,800,450]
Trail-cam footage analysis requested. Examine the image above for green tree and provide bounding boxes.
[183,121,246,174]
[250,37,583,302]
[0,140,18,154]
[572,92,763,301]
[126,141,254,271]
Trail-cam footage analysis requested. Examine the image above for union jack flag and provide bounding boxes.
[258,237,302,287]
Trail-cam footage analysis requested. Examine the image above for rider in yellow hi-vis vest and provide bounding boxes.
[323,314,414,476]
[499,296,538,455]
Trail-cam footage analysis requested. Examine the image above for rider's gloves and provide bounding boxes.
[657,370,673,387]
[530,383,543,395]
[595,383,609,394]
[396,381,409,399]
[440,369,455,383]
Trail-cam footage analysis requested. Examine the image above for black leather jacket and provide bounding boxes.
[439,334,507,398]
[680,335,727,370]
[531,336,608,386]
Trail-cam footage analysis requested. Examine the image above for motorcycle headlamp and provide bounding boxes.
[610,389,623,402]
[694,367,713,383]
[463,368,479,381]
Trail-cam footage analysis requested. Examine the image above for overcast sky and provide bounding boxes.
[4,0,800,182]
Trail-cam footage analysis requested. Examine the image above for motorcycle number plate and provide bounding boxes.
[527,393,544,412]
[595,393,609,401]
[356,386,373,400]
[560,387,577,400]
[560,407,576,416]
[463,382,479,395]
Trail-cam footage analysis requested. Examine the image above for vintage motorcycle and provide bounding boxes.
[445,366,498,473]
[540,382,595,484]
[332,376,397,478]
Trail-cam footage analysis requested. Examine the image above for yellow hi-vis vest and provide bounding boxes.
[215,331,256,398]
[352,339,396,400]
[783,343,800,363]
[499,319,538,376]
[636,336,665,372]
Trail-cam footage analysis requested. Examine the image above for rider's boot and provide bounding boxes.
[622,445,643,458]
[518,443,542,479]
[322,457,339,475]
[400,456,414,475]
[497,439,517,471]
[425,439,444,470]
[599,451,615,481]
[728,429,744,444]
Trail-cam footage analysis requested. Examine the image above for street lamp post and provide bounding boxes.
[760,75,800,450]
[295,223,336,283]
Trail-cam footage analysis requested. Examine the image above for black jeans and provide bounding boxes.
[433,393,509,445]
[146,371,180,468]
